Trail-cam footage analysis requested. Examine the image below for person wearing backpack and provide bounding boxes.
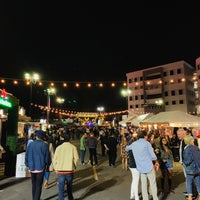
[182,135,200,200]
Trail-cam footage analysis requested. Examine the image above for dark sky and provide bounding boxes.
[0,2,200,114]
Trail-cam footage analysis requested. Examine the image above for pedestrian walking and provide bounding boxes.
[177,127,193,198]
[87,132,98,166]
[80,133,87,165]
[177,127,187,176]
[104,132,118,167]
[182,135,200,200]
[53,132,79,200]
[128,136,140,200]
[120,134,129,171]
[169,133,180,162]
[126,130,159,200]
[99,130,107,156]
[25,130,50,200]
[43,137,55,189]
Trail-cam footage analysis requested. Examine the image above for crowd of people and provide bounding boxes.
[24,124,200,200]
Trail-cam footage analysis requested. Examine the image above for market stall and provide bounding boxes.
[129,113,154,126]
[140,110,200,128]
[119,115,137,126]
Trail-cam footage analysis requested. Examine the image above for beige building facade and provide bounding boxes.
[195,57,200,114]
[126,60,196,116]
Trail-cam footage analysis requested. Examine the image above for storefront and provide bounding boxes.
[0,89,19,177]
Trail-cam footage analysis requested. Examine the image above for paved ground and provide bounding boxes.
[0,139,187,200]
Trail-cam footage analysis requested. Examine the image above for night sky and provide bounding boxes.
[0,2,200,114]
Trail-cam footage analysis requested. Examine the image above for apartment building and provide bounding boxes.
[195,57,200,114]
[126,60,196,116]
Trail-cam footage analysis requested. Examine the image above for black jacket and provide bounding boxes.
[128,150,137,168]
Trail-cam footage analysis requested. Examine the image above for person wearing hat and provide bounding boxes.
[25,130,50,200]
[53,132,79,200]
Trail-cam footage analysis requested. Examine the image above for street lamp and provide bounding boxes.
[24,72,40,117]
[56,97,65,105]
[56,97,65,121]
[97,106,104,126]
[45,87,56,124]
[121,88,131,110]
[97,106,104,114]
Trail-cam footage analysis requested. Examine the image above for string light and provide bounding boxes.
[99,83,103,87]
[32,103,129,117]
[111,82,115,87]
[75,83,80,88]
[13,80,18,84]
[0,77,130,88]
[63,83,67,87]
[50,82,54,87]
[87,83,92,87]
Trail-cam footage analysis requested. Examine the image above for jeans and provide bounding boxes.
[101,144,106,156]
[108,150,117,166]
[140,168,158,200]
[165,159,173,170]
[89,148,97,165]
[80,149,86,164]
[57,173,74,200]
[31,171,44,200]
[129,167,140,200]
[186,174,200,195]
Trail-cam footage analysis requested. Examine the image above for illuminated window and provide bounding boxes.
[123,82,127,87]
[181,78,185,82]
[147,81,150,85]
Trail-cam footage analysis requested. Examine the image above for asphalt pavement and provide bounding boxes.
[0,139,187,200]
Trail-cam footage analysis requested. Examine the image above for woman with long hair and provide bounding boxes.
[158,136,174,194]
[120,134,129,171]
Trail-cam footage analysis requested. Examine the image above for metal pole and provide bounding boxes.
[47,94,50,124]
[29,82,32,117]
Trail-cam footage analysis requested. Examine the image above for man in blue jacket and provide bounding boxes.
[25,130,50,200]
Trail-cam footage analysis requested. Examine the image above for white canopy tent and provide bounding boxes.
[140,110,200,127]
[129,113,154,126]
[119,115,137,126]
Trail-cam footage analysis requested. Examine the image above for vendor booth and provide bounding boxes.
[0,89,19,177]
[119,115,137,126]
[140,110,200,138]
[140,110,200,128]
[129,113,154,126]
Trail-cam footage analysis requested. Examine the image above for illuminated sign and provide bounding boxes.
[0,89,12,108]
[1,89,7,98]
[0,97,12,108]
